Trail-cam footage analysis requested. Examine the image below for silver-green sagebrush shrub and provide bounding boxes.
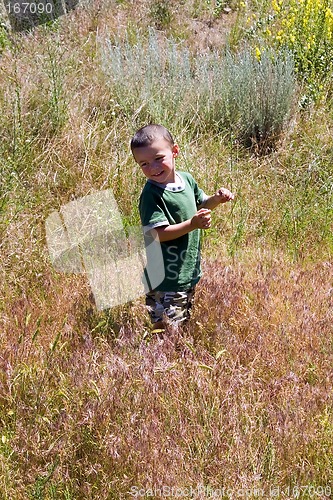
[101,29,195,131]
[101,29,296,152]
[211,48,296,151]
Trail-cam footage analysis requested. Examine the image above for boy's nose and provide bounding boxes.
[150,163,160,171]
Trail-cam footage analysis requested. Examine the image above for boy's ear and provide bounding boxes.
[172,144,180,157]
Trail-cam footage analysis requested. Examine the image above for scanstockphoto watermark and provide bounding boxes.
[45,189,165,310]
[165,245,201,281]
[128,484,332,498]
[128,485,266,498]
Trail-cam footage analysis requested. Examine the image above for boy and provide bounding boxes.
[131,124,234,329]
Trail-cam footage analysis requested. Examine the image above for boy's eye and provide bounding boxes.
[156,157,164,161]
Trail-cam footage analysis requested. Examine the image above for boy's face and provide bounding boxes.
[132,138,179,184]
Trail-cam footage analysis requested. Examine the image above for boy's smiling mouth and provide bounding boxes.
[153,171,164,177]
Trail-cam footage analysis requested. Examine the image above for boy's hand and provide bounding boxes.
[191,208,211,229]
[215,188,234,203]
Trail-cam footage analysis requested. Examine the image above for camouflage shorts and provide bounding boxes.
[145,287,196,325]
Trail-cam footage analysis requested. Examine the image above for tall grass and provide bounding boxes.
[1,256,332,497]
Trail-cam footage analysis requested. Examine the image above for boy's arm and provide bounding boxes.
[199,188,234,210]
[151,208,211,242]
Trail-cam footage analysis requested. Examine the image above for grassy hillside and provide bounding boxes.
[0,0,332,498]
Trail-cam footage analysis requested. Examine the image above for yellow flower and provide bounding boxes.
[325,7,333,20]
[255,46,261,60]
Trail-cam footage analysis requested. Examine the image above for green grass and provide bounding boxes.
[0,0,333,498]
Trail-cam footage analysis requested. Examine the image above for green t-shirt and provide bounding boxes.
[139,171,207,292]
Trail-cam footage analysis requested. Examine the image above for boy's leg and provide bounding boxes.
[146,287,196,328]
[163,287,196,324]
[146,291,165,329]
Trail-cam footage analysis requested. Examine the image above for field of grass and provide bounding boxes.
[0,0,332,498]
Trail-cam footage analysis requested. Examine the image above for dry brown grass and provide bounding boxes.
[1,250,332,497]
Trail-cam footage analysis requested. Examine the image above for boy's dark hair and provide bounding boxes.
[130,124,174,151]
